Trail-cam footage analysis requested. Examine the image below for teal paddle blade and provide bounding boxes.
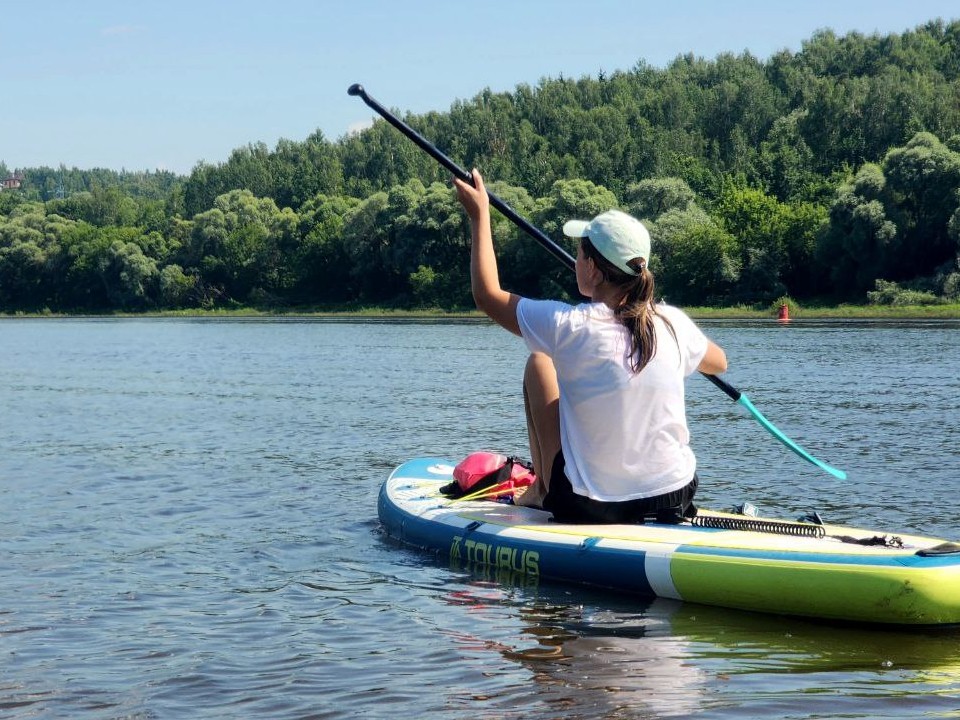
[737,393,847,480]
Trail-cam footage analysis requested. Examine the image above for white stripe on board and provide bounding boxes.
[644,546,682,600]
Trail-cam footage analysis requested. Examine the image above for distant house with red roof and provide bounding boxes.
[1,172,24,191]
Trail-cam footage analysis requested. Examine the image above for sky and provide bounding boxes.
[3,1,959,176]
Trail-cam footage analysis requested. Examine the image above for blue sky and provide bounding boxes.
[3,1,958,175]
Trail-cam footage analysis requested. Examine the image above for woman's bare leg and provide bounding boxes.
[517,352,561,508]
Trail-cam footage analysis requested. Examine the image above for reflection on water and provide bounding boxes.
[438,569,706,718]
[501,603,708,719]
[434,561,960,719]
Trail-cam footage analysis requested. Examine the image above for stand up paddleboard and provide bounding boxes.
[379,457,960,626]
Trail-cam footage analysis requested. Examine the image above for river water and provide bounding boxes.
[1,317,958,719]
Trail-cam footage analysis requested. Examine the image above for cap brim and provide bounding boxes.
[562,220,590,238]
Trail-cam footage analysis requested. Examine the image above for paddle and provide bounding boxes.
[347,83,847,481]
[700,373,846,479]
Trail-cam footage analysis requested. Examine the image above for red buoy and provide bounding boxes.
[777,303,790,322]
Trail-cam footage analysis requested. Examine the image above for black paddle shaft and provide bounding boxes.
[702,371,740,401]
[347,83,734,395]
[348,84,574,272]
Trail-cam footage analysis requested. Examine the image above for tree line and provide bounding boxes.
[2,20,959,312]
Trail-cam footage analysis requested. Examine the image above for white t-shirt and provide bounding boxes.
[516,298,708,502]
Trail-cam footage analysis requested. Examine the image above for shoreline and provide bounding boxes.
[2,303,960,320]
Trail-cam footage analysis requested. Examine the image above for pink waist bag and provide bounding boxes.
[439,452,536,499]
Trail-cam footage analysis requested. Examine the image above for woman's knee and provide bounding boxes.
[524,352,558,399]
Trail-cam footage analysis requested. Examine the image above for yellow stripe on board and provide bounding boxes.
[447,504,940,557]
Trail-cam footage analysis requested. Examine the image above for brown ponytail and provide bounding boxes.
[580,238,676,373]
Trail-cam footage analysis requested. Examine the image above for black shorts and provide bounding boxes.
[542,451,698,525]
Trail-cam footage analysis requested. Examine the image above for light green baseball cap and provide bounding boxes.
[563,209,650,276]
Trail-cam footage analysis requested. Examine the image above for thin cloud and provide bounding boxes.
[347,119,374,136]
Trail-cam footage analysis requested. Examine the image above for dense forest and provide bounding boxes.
[2,21,960,312]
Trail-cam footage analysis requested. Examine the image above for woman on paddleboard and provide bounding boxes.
[454,170,728,524]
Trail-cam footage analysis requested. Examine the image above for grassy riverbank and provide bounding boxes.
[3,302,960,320]
[684,303,960,319]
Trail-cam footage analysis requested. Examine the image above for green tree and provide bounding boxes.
[294,192,361,303]
[100,237,159,309]
[389,180,470,308]
[0,191,23,217]
[818,164,899,295]
[158,264,197,308]
[652,207,739,304]
[712,183,792,301]
[882,132,960,278]
[270,131,345,209]
[186,190,298,303]
[623,177,697,220]
[339,119,439,198]
[780,200,830,296]
[338,190,394,302]
[508,119,561,197]
[0,237,47,309]
[0,203,81,309]
[46,187,139,227]
[758,110,826,201]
